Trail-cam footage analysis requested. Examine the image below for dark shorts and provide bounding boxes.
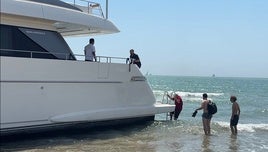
[230,115,239,126]
[202,113,212,119]
[170,109,182,119]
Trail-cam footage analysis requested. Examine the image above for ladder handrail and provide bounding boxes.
[162,91,176,120]
[162,91,176,104]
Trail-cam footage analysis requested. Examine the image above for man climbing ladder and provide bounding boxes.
[167,93,183,120]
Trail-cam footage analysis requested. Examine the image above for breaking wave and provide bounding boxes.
[215,121,268,132]
[153,90,224,102]
[153,90,223,97]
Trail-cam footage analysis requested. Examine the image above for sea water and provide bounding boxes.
[1,75,268,152]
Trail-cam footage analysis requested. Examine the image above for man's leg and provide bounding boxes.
[234,126,238,134]
[202,118,207,135]
[207,119,211,135]
[169,112,174,120]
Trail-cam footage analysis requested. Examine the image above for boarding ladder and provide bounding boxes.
[162,91,176,120]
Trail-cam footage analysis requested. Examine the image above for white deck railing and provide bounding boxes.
[0,49,128,64]
[61,0,105,18]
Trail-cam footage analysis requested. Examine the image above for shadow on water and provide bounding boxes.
[229,134,239,152]
[0,118,155,152]
[201,135,213,152]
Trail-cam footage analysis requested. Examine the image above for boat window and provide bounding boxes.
[19,27,75,60]
[0,24,53,58]
[0,24,75,60]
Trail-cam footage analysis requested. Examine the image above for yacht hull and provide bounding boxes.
[0,57,174,134]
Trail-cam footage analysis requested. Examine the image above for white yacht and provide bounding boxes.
[0,0,174,134]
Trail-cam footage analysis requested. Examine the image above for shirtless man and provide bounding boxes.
[230,96,240,135]
[195,93,212,135]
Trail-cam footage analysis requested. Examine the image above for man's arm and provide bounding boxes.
[134,55,140,62]
[196,102,204,111]
[93,51,96,61]
[92,45,96,61]
[231,104,236,119]
[167,94,174,100]
[238,104,240,115]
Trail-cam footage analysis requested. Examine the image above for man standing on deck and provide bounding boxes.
[84,38,96,62]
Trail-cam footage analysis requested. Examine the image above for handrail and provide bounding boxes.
[61,0,104,18]
[0,49,71,60]
[162,91,176,104]
[0,49,128,64]
[74,54,128,63]
[162,91,176,120]
[162,91,170,104]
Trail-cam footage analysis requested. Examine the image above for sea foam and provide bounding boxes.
[215,121,268,132]
[153,90,224,97]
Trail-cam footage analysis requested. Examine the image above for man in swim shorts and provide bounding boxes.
[230,96,240,135]
[202,112,212,120]
[195,93,212,135]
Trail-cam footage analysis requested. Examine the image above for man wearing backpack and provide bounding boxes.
[194,93,213,135]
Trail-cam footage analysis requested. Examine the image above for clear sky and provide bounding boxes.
[65,0,268,78]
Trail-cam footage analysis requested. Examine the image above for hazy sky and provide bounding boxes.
[65,0,268,78]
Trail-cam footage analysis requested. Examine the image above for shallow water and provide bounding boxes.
[1,76,268,152]
[1,120,267,152]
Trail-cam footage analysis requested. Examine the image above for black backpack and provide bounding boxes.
[207,100,217,115]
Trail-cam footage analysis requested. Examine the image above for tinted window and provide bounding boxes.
[0,24,75,60]
[0,24,50,58]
